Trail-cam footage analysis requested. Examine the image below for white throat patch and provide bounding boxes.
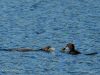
[65,47,70,52]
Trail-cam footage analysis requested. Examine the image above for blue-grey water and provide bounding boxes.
[0,0,100,75]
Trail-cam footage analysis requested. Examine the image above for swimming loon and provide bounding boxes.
[0,46,55,52]
[61,43,97,55]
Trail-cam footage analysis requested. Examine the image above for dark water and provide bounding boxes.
[0,0,100,75]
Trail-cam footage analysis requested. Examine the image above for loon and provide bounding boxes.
[0,46,55,52]
[61,43,97,55]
